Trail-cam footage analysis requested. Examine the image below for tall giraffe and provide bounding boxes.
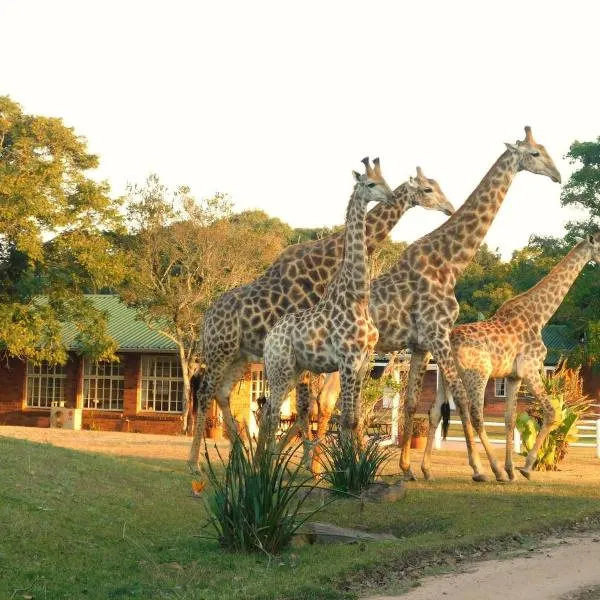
[295,128,561,481]
[259,158,394,446]
[370,127,561,482]
[188,164,454,470]
[440,232,600,480]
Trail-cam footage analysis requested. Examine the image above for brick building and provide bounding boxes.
[0,295,586,436]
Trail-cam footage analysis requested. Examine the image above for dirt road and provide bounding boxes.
[364,534,600,600]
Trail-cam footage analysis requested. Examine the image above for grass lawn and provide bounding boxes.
[1,434,599,600]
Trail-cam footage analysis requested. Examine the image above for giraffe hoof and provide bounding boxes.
[505,468,515,481]
[421,469,432,481]
[517,467,532,480]
[187,461,201,475]
[495,473,510,483]
[472,473,488,483]
[402,470,418,482]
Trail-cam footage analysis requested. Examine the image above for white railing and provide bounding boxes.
[572,419,600,458]
[434,418,600,458]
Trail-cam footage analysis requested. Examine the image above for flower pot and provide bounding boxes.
[206,426,223,440]
[410,435,427,450]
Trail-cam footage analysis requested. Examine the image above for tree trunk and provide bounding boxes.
[178,345,193,434]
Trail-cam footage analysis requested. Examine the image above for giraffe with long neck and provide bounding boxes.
[258,158,395,447]
[442,232,600,480]
[370,127,561,482]
[188,163,453,470]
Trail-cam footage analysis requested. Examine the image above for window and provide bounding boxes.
[141,355,184,413]
[26,361,66,408]
[250,364,269,404]
[494,378,507,397]
[83,359,124,411]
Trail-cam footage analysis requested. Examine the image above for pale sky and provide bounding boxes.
[2,0,598,258]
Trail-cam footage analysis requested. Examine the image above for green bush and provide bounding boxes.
[318,433,392,495]
[201,430,333,554]
[516,362,592,471]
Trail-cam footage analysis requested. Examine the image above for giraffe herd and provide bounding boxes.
[188,126,595,484]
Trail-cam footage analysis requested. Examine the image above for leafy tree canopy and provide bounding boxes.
[0,96,124,363]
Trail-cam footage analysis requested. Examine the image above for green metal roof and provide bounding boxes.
[62,295,177,352]
[542,324,577,365]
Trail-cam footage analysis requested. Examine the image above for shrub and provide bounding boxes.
[411,417,429,438]
[516,362,592,471]
[201,429,333,554]
[318,434,392,496]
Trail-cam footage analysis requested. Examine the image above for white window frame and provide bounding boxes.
[250,363,269,405]
[26,361,66,408]
[140,355,184,413]
[494,377,507,398]
[83,358,124,411]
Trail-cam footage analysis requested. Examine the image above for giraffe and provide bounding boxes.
[258,158,395,448]
[373,126,561,482]
[188,163,454,470]
[295,128,562,481]
[437,232,600,480]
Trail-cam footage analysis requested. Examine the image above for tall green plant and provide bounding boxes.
[516,362,592,471]
[318,434,392,495]
[201,429,333,554]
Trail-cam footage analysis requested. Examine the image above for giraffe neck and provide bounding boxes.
[324,186,370,302]
[364,184,412,252]
[495,242,592,327]
[411,149,519,279]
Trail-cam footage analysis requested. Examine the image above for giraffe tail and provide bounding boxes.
[441,401,451,440]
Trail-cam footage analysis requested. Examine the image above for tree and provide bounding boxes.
[119,175,287,432]
[0,96,124,363]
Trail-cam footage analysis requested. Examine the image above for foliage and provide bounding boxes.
[359,352,407,434]
[516,363,592,471]
[455,244,512,322]
[318,434,393,495]
[118,174,287,429]
[412,417,430,438]
[201,429,333,554]
[0,96,124,362]
[368,238,408,279]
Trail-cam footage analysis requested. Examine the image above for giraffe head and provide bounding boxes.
[352,157,395,205]
[505,126,561,183]
[404,166,455,216]
[583,231,600,263]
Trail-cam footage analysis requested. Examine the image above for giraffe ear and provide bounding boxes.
[352,170,361,182]
[408,176,417,188]
[504,142,519,152]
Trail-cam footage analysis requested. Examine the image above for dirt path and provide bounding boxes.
[364,534,600,600]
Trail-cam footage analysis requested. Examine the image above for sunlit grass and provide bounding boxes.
[1,435,599,599]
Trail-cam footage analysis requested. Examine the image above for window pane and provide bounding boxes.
[140,355,183,413]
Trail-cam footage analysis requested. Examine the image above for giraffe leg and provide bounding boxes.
[295,372,314,467]
[399,350,430,481]
[432,348,487,482]
[311,372,340,475]
[518,367,557,479]
[258,332,298,455]
[504,377,521,481]
[466,373,508,483]
[215,358,250,439]
[187,354,242,473]
[338,360,365,438]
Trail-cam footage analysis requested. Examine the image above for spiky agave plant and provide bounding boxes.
[201,427,334,554]
[317,433,392,496]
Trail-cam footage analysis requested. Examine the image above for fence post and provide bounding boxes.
[513,427,521,454]
[434,422,442,450]
[596,419,600,459]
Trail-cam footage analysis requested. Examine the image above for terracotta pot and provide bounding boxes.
[410,435,427,450]
[206,426,223,440]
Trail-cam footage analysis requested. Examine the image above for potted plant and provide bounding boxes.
[205,414,223,440]
[410,417,429,450]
